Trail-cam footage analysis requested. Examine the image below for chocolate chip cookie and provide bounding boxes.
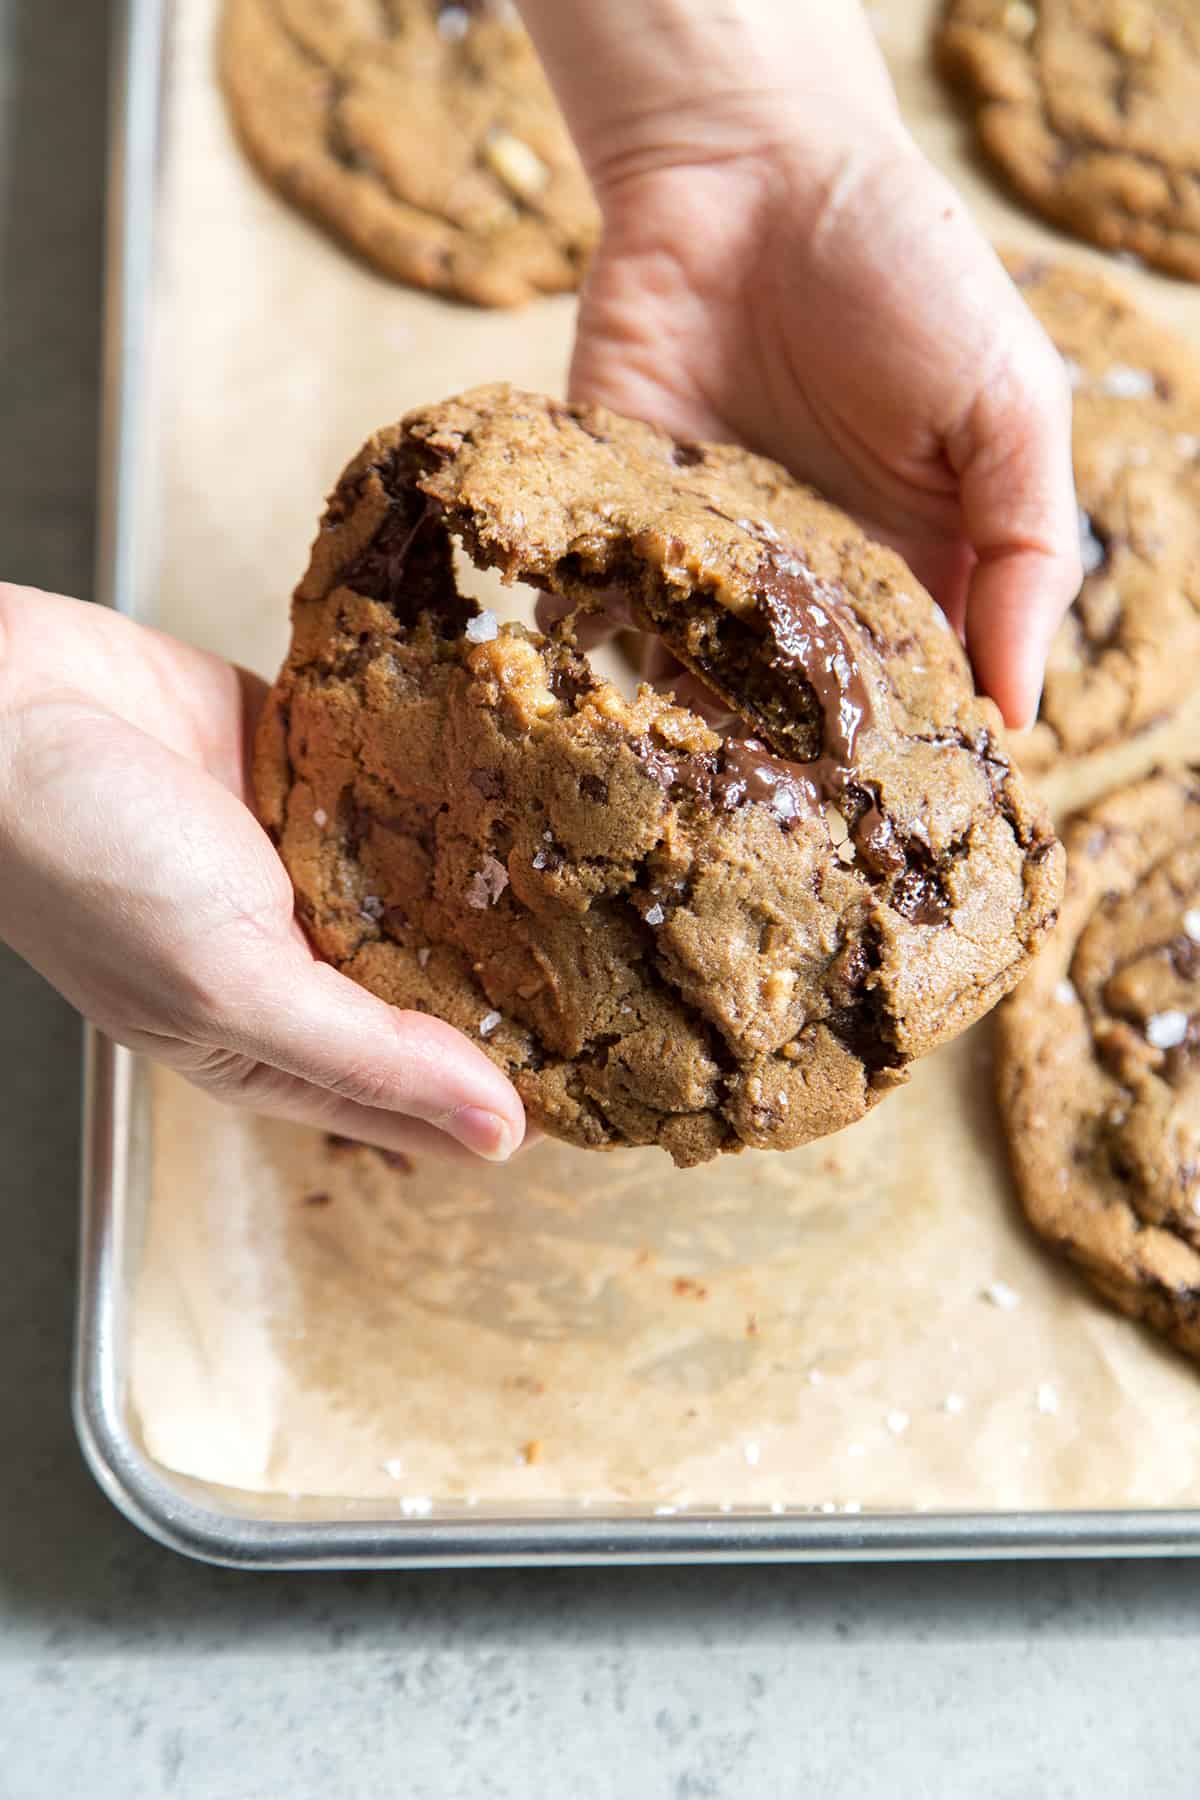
[1004,253,1200,768]
[997,767,1200,1359]
[938,0,1200,280]
[221,0,597,306]
[255,384,1064,1166]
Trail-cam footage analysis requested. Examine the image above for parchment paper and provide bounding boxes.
[129,0,1200,1512]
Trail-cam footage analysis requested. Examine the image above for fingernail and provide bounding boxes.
[447,1105,518,1162]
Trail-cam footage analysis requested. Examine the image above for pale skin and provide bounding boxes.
[0,0,1080,1164]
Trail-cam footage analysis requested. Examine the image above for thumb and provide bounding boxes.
[952,332,1081,729]
[208,943,527,1162]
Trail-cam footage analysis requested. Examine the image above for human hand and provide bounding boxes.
[519,0,1081,728]
[0,586,525,1162]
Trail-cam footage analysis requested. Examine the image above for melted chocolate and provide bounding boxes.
[711,738,821,822]
[1171,935,1200,981]
[892,866,950,927]
[854,802,906,877]
[339,459,472,637]
[759,563,875,766]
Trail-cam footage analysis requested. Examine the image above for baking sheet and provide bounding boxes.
[124,0,1200,1520]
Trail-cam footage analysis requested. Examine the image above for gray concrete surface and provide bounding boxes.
[2,4,1199,1794]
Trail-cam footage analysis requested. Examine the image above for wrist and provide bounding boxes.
[515,0,902,194]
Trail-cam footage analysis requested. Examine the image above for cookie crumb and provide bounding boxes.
[982,1280,1021,1309]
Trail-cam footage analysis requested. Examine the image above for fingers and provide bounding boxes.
[194,948,527,1162]
[946,314,1081,729]
[163,1049,511,1167]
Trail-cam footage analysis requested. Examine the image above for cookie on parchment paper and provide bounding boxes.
[998,766,1200,1360]
[939,0,1200,281]
[221,0,598,306]
[1004,252,1200,768]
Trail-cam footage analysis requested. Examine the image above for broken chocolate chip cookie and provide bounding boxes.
[255,383,1063,1165]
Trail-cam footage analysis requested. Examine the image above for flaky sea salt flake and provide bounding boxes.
[743,1441,761,1466]
[645,903,666,926]
[886,1410,909,1437]
[466,855,510,909]
[1146,1009,1189,1050]
[1100,364,1155,399]
[437,3,471,39]
[942,1392,966,1415]
[313,807,328,828]
[464,609,498,644]
[478,1010,502,1038]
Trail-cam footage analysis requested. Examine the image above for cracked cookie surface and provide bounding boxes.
[1004,253,1200,768]
[255,383,1064,1166]
[998,767,1200,1360]
[221,0,597,306]
[938,0,1200,279]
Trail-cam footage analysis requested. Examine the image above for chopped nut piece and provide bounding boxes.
[484,129,550,200]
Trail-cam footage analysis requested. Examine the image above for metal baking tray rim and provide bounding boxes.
[74,0,1200,1566]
